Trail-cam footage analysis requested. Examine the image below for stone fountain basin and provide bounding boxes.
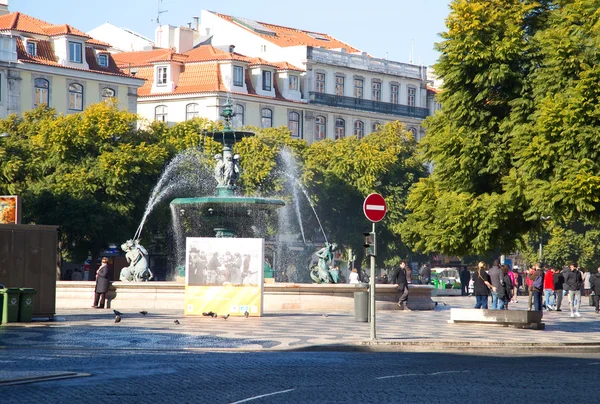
[171,196,285,218]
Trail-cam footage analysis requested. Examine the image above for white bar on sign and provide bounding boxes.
[366,204,385,211]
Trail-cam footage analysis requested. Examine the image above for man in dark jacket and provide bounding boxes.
[565,264,583,317]
[391,261,409,310]
[591,269,600,313]
[553,269,565,311]
[460,267,471,296]
[488,260,503,309]
[529,264,544,312]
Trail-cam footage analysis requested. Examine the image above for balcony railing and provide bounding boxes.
[309,92,429,119]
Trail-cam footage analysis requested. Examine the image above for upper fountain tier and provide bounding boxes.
[169,98,285,238]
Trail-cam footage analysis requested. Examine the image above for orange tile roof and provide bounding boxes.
[16,37,139,79]
[427,85,441,94]
[184,44,252,63]
[213,12,360,53]
[113,48,188,67]
[131,63,227,97]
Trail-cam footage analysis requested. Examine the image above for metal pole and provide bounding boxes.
[370,222,376,340]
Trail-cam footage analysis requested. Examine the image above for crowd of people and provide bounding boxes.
[472,260,600,317]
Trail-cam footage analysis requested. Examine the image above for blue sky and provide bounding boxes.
[11,0,450,66]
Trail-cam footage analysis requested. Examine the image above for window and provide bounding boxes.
[354,120,364,139]
[408,87,416,107]
[315,116,326,140]
[98,54,109,67]
[288,111,300,137]
[261,108,272,128]
[235,104,245,125]
[186,103,199,120]
[101,87,115,101]
[262,71,272,91]
[354,78,363,98]
[233,66,244,87]
[157,66,168,85]
[409,127,418,139]
[34,78,49,106]
[260,44,267,52]
[155,105,168,122]
[68,83,83,111]
[68,41,82,63]
[391,84,399,104]
[372,122,380,133]
[289,75,298,91]
[26,41,37,56]
[335,76,344,96]
[335,118,345,140]
[315,72,325,93]
[372,81,381,101]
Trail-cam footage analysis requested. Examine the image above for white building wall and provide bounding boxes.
[88,23,154,52]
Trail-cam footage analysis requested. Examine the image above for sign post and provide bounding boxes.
[363,193,387,341]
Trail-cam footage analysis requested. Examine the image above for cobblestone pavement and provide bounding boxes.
[1,349,600,403]
[1,297,598,352]
[1,296,599,403]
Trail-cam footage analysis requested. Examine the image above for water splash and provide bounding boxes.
[278,148,306,243]
[134,148,216,240]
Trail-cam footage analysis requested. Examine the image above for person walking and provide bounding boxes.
[419,263,431,285]
[488,260,503,309]
[460,267,471,296]
[473,262,495,309]
[590,269,600,314]
[526,266,535,310]
[497,265,513,310]
[553,268,565,311]
[510,268,519,303]
[530,264,544,311]
[543,267,555,311]
[91,257,109,309]
[564,263,583,318]
[391,261,409,310]
[583,268,592,305]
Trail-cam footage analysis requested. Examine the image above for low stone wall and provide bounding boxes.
[56,282,435,312]
[449,308,545,329]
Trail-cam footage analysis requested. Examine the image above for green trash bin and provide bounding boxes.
[18,288,36,322]
[0,288,21,324]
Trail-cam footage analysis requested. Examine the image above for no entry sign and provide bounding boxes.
[363,193,387,222]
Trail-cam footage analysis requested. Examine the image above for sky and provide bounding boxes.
[10,0,451,66]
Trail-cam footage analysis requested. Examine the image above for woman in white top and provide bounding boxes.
[349,268,360,284]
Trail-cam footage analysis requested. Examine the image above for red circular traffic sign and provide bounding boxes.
[363,193,387,222]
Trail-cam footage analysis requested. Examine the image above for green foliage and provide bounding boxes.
[403,0,600,260]
[0,103,169,262]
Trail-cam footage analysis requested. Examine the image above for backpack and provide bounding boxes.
[532,273,543,290]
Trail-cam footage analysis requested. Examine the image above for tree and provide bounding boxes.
[0,103,169,267]
[402,0,563,256]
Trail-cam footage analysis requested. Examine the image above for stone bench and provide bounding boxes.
[448,308,545,330]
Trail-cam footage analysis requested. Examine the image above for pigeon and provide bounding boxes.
[221,314,230,320]
[202,311,215,317]
[322,314,328,318]
[113,310,123,316]
[139,311,148,316]
[212,313,218,318]
[174,319,180,325]
[244,311,249,318]
[114,314,121,323]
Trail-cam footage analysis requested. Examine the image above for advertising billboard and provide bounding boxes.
[0,195,21,224]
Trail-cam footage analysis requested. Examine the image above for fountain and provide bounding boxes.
[169,100,285,239]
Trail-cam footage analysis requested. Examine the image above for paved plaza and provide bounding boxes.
[1,296,599,352]
[1,296,600,403]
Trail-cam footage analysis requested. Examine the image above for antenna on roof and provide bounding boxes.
[151,0,168,25]
[409,39,414,64]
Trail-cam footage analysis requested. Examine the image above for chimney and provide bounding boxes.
[193,16,199,31]
[0,0,9,16]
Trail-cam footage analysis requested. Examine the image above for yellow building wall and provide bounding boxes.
[18,70,134,115]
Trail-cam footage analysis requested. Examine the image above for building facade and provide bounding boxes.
[0,5,143,118]
[112,10,434,142]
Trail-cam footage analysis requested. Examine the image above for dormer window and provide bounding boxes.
[69,41,82,63]
[26,41,37,56]
[289,75,298,91]
[98,54,109,67]
[233,66,244,87]
[262,70,272,91]
[156,66,168,86]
